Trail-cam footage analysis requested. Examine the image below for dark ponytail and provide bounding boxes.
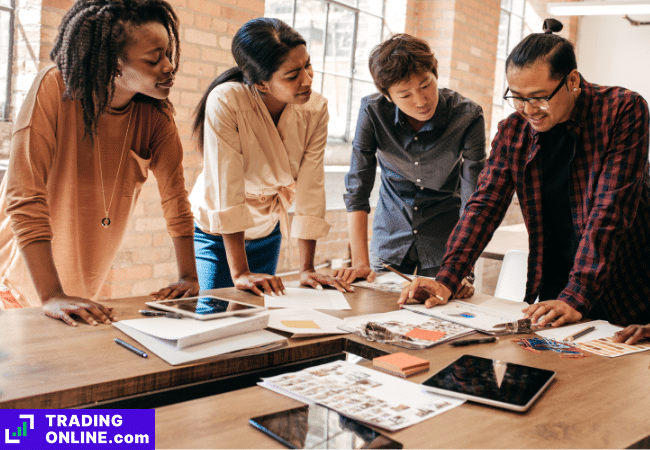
[506,18,576,80]
[192,17,306,150]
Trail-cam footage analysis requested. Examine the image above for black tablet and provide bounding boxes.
[145,295,265,320]
[421,354,555,412]
[249,404,402,449]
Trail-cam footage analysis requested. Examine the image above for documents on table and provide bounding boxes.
[113,313,269,349]
[402,298,526,333]
[113,313,287,366]
[535,320,650,357]
[353,272,434,293]
[339,309,474,349]
[258,360,463,432]
[264,287,351,310]
[266,308,347,338]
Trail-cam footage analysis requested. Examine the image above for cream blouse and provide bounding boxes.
[190,82,331,241]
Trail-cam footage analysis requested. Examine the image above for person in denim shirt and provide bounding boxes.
[335,34,485,299]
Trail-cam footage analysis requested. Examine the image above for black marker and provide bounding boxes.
[450,336,498,347]
[114,338,148,358]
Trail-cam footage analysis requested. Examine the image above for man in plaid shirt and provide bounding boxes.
[399,19,650,330]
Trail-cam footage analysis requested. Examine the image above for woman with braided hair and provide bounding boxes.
[0,0,199,326]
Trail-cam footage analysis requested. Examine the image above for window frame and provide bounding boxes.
[267,0,387,142]
[0,0,15,121]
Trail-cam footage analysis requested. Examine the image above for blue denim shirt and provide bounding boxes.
[343,89,486,270]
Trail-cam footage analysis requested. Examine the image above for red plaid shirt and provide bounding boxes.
[437,77,650,326]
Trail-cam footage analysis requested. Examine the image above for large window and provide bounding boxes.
[490,0,525,139]
[265,0,387,142]
[0,0,14,121]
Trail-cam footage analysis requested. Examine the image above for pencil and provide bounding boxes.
[382,263,444,302]
[564,325,595,342]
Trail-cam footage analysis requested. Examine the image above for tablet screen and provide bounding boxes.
[421,355,555,410]
[157,296,257,316]
[250,404,402,449]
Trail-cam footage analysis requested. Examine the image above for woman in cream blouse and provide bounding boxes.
[190,18,351,296]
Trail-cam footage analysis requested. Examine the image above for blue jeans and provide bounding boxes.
[194,224,282,290]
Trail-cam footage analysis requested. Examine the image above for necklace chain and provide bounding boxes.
[97,108,133,227]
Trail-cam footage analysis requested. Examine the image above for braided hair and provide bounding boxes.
[50,0,180,138]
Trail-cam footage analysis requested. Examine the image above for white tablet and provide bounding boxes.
[145,295,266,320]
[421,354,556,412]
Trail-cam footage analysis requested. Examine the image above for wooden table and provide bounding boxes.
[2,288,650,448]
[0,287,394,409]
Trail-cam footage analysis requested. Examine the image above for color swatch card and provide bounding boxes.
[266,308,348,338]
[353,272,434,293]
[576,337,650,358]
[373,352,430,378]
[339,309,475,349]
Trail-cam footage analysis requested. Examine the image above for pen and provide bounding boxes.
[138,309,184,319]
[450,336,498,347]
[382,263,445,302]
[563,325,595,342]
[114,338,148,358]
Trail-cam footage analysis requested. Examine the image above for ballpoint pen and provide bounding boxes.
[563,325,595,342]
[114,338,148,358]
[138,309,184,319]
[450,336,498,347]
[382,264,445,301]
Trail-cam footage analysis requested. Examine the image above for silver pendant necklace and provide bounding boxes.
[97,109,133,227]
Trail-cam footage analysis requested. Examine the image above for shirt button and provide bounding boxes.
[260,196,267,202]
[414,206,418,211]
[414,136,418,141]
[416,179,421,183]
[420,186,424,190]
[414,230,418,234]
[414,161,419,165]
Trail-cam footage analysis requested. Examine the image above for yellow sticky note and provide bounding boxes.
[281,320,321,329]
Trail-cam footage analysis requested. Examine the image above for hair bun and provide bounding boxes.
[543,18,563,34]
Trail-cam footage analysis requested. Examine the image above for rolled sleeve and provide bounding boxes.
[293,98,329,228]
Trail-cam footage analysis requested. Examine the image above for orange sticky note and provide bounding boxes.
[281,320,321,329]
[405,328,446,341]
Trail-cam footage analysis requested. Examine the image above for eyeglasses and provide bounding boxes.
[503,74,568,111]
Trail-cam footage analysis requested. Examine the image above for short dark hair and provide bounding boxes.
[193,17,306,149]
[368,34,438,99]
[506,18,577,80]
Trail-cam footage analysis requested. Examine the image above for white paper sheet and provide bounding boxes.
[113,322,286,365]
[266,308,347,337]
[353,273,435,293]
[259,360,464,432]
[535,320,621,343]
[264,287,351,310]
[403,299,525,332]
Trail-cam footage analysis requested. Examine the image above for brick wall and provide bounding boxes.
[2,0,578,299]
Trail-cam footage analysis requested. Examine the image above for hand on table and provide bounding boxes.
[150,276,200,300]
[332,264,376,284]
[233,272,286,297]
[397,278,451,308]
[300,269,354,293]
[43,295,116,327]
[613,324,650,345]
[523,300,582,327]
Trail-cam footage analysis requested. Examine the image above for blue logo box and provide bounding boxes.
[1,409,154,449]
